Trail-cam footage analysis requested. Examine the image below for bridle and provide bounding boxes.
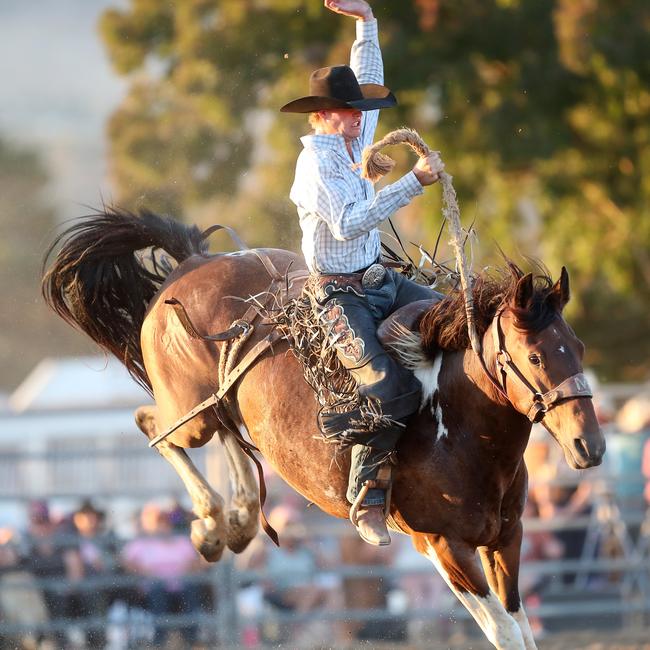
[478,309,593,423]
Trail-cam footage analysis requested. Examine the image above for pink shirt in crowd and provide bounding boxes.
[122,534,197,591]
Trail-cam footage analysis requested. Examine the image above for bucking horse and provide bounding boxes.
[42,196,604,649]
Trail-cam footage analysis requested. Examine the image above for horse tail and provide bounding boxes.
[42,207,207,393]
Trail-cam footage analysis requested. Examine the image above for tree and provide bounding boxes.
[0,139,93,391]
[100,0,650,380]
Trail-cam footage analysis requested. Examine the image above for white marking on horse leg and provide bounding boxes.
[423,542,524,649]
[414,352,448,439]
[157,440,224,520]
[512,607,537,650]
[156,440,227,561]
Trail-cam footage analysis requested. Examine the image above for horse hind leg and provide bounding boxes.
[135,405,227,562]
[219,426,260,553]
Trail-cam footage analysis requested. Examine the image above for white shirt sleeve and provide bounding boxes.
[351,19,383,150]
[301,153,424,242]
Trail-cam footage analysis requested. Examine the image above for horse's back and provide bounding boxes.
[140,248,304,447]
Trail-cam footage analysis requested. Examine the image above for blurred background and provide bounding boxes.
[0,0,649,648]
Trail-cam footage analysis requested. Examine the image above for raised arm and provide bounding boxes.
[326,1,381,145]
[324,0,373,22]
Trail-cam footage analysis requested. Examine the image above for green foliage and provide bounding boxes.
[100,0,650,380]
[0,140,92,390]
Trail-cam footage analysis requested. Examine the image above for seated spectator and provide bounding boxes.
[393,537,452,643]
[609,392,650,506]
[339,528,404,644]
[19,500,83,647]
[0,525,49,648]
[121,502,205,647]
[244,503,341,645]
[526,428,594,586]
[69,499,118,647]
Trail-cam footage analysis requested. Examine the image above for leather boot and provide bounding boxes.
[355,505,391,546]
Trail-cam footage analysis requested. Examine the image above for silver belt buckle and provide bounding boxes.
[361,263,386,289]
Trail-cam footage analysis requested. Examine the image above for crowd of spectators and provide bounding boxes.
[0,385,649,648]
[0,498,211,649]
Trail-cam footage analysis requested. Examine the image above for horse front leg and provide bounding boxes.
[479,522,537,650]
[135,405,227,562]
[413,533,525,650]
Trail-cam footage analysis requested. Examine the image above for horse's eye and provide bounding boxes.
[528,354,542,366]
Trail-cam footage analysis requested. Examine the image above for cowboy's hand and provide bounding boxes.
[413,152,445,186]
[324,0,374,21]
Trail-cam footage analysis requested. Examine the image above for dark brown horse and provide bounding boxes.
[43,209,605,650]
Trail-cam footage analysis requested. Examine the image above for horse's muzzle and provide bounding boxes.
[568,433,606,469]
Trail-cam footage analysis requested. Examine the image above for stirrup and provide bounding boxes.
[349,483,371,527]
[349,469,393,527]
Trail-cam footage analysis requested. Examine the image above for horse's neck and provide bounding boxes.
[439,349,531,468]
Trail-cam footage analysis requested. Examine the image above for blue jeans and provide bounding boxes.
[320,270,442,505]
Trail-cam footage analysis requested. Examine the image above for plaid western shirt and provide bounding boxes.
[289,19,424,274]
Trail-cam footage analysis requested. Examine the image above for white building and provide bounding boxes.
[0,357,211,530]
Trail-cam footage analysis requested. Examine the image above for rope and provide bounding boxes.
[361,128,482,355]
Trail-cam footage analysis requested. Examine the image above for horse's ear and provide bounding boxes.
[549,266,570,311]
[514,273,534,309]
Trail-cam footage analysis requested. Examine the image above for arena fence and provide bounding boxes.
[0,446,648,647]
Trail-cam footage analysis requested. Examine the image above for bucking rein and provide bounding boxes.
[147,128,477,546]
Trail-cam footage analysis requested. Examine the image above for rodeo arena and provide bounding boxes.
[1,354,650,650]
[2,1,650,649]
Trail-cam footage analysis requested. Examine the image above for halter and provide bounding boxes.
[479,310,593,423]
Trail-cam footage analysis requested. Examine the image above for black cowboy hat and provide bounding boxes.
[280,65,397,113]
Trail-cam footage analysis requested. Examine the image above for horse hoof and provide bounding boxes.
[226,506,259,554]
[191,518,225,562]
[229,506,250,527]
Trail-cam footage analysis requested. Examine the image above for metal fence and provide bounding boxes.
[0,446,648,648]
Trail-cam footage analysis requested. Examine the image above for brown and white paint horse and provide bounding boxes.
[43,209,605,650]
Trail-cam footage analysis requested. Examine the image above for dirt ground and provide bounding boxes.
[356,628,650,650]
[447,629,650,650]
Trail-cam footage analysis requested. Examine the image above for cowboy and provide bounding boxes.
[281,0,444,546]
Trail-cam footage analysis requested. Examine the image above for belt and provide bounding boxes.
[319,259,404,283]
[313,262,398,304]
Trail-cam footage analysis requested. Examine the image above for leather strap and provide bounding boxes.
[148,328,283,448]
[165,298,252,341]
[201,223,284,281]
[201,223,250,252]
[527,372,593,422]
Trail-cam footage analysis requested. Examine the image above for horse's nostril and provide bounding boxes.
[573,437,590,458]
